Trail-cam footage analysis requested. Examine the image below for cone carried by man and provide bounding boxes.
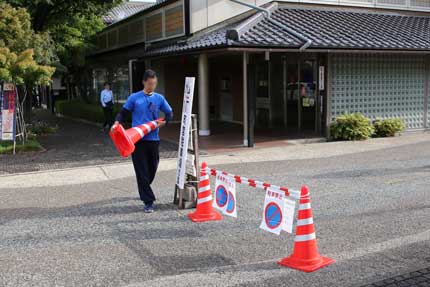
[110,118,164,157]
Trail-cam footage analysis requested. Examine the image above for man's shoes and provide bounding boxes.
[144,203,155,213]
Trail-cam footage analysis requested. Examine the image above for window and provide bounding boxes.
[119,25,129,45]
[129,20,144,43]
[165,5,184,37]
[97,34,107,50]
[145,13,163,41]
[107,30,118,48]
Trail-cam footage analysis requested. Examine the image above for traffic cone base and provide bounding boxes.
[187,209,223,222]
[277,254,334,273]
[110,124,135,157]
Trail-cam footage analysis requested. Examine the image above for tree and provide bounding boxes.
[6,0,121,32]
[0,3,55,141]
[0,47,55,142]
[0,3,57,65]
[7,0,123,100]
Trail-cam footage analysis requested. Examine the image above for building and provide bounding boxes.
[87,0,430,147]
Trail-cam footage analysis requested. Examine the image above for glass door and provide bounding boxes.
[299,60,318,131]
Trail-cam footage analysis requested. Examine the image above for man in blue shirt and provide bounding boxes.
[113,70,173,213]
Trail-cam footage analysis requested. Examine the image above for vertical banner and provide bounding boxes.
[213,172,237,218]
[260,188,286,235]
[318,66,325,91]
[176,77,195,189]
[0,83,17,141]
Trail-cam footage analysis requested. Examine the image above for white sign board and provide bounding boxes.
[282,198,296,234]
[259,188,295,235]
[175,77,195,189]
[319,66,325,91]
[213,172,237,218]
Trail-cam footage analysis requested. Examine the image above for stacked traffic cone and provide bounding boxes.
[188,162,223,222]
[278,186,334,272]
[109,118,164,157]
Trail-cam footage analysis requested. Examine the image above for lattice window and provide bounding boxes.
[376,0,406,5]
[411,0,430,8]
[330,54,426,129]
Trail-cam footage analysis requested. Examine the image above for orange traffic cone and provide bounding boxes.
[109,118,164,157]
[278,186,334,272]
[188,162,223,222]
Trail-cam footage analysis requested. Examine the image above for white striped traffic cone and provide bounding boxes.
[110,118,163,157]
[278,186,334,272]
[188,162,223,222]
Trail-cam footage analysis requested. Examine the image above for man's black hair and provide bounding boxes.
[104,82,110,86]
[142,69,157,81]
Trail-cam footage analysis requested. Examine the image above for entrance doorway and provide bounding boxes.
[255,53,321,136]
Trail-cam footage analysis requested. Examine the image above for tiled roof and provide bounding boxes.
[144,7,430,56]
[103,1,153,25]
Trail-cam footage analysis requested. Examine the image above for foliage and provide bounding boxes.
[0,3,57,65]
[0,139,43,154]
[7,0,122,69]
[7,0,121,32]
[330,113,375,141]
[373,118,405,137]
[52,14,105,68]
[0,47,55,86]
[55,100,123,123]
[27,121,58,136]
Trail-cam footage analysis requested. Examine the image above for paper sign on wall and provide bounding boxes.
[213,172,237,218]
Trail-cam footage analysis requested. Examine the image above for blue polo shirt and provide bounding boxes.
[123,91,173,141]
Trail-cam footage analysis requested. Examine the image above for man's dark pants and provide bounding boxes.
[131,140,160,205]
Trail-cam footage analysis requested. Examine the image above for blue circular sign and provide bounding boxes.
[226,191,235,214]
[264,202,282,229]
[216,185,228,208]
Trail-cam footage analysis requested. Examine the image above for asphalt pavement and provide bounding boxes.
[0,139,429,286]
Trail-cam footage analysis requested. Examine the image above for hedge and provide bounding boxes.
[330,113,375,141]
[55,100,124,123]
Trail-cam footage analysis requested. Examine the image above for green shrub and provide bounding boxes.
[330,113,374,141]
[373,118,405,137]
[27,121,58,136]
[55,100,124,123]
[0,139,43,154]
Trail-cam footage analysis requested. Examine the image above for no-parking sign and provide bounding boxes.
[213,173,237,217]
[260,188,295,235]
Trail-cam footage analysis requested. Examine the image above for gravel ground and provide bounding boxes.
[0,140,429,286]
[0,111,178,174]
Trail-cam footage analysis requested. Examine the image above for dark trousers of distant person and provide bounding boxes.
[103,106,113,129]
[131,140,160,205]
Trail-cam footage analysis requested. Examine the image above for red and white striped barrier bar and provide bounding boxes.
[204,166,301,199]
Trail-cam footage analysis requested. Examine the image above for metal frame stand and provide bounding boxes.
[173,114,200,209]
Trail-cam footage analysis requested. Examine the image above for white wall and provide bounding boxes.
[189,0,430,34]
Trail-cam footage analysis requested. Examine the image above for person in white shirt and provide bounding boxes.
[100,82,114,131]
